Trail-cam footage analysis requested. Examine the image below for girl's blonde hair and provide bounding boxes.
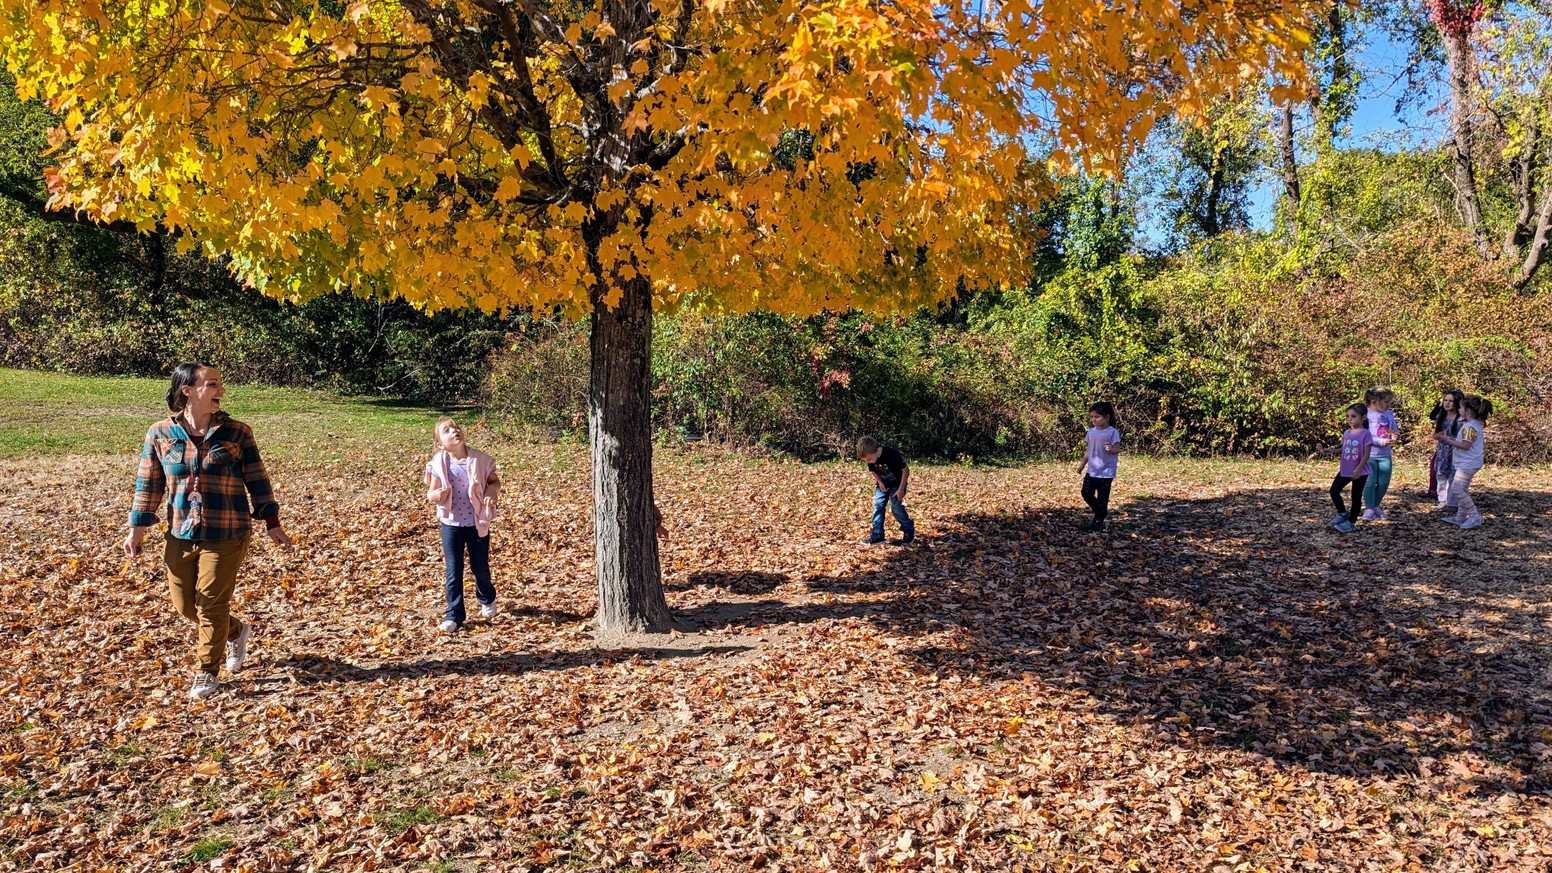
[433,417,458,451]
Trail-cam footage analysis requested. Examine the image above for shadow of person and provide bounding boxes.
[722,484,1552,791]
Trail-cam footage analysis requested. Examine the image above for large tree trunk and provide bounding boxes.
[588,271,672,634]
[1441,26,1493,258]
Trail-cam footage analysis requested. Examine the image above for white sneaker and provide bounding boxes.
[479,603,498,619]
[438,619,460,633]
[1459,515,1484,530]
[190,672,219,700]
[225,621,252,673]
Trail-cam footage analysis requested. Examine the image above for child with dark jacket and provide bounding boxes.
[857,436,915,546]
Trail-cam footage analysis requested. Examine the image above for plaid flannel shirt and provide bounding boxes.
[129,412,280,541]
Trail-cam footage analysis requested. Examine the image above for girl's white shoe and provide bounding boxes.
[438,619,460,633]
[479,603,498,619]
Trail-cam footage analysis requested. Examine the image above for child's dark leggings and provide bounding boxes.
[1330,474,1368,522]
[1082,474,1113,521]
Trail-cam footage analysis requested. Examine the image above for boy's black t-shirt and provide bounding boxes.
[868,446,908,491]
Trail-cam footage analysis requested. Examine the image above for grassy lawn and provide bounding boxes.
[0,367,456,461]
[1,370,1549,870]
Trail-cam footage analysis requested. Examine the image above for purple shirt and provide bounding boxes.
[1339,428,1373,478]
[1367,408,1397,458]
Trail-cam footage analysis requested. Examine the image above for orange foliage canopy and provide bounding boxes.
[0,0,1315,315]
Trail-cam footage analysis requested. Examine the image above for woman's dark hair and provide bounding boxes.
[1430,389,1466,432]
[166,362,215,412]
[1462,395,1493,422]
[1088,402,1116,426]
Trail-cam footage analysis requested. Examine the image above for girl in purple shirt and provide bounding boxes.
[1325,403,1373,533]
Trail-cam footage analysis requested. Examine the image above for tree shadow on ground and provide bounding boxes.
[282,644,751,683]
[677,485,1552,791]
[666,571,790,595]
[506,606,590,625]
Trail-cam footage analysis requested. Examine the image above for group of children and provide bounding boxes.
[1325,387,1492,533]
[425,390,1489,630]
[424,401,1126,631]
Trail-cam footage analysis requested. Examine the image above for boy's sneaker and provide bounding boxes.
[479,603,498,619]
[1327,514,1347,530]
[1441,515,1464,525]
[1459,515,1484,530]
[1081,519,1104,532]
[438,619,460,633]
[900,534,916,546]
[189,673,219,700]
[860,537,885,547]
[1361,509,1378,521]
[224,621,252,673]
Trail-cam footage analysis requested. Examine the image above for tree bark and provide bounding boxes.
[1513,183,1552,289]
[1203,150,1225,238]
[588,270,671,634]
[1275,103,1301,219]
[1442,27,1493,258]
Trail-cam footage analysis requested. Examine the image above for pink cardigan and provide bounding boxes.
[425,447,499,536]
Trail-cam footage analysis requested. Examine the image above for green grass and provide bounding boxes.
[184,837,233,864]
[341,756,393,775]
[152,806,185,831]
[0,368,453,461]
[2,780,36,803]
[380,804,443,835]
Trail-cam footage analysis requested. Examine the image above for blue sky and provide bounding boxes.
[1242,26,1449,228]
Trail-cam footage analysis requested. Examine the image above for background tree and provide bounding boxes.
[0,0,1318,633]
[1159,99,1263,245]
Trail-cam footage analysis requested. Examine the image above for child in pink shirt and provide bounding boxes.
[424,418,501,632]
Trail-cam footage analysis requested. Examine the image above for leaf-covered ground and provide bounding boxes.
[2,394,1550,870]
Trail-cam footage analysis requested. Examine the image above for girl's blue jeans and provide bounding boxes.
[1363,457,1394,510]
[441,523,494,624]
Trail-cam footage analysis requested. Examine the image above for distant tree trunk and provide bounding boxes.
[1202,151,1226,237]
[1503,76,1550,287]
[1513,184,1552,289]
[588,264,671,634]
[1310,4,1353,148]
[1275,103,1301,218]
[1503,141,1537,262]
[1436,3,1493,257]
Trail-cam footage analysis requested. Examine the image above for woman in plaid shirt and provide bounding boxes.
[124,363,294,700]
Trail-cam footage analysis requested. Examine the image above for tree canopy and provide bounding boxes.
[2,0,1315,314]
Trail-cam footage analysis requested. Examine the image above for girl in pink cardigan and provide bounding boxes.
[424,418,501,632]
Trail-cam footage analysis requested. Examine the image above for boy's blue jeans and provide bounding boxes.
[441,523,495,625]
[869,489,915,542]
